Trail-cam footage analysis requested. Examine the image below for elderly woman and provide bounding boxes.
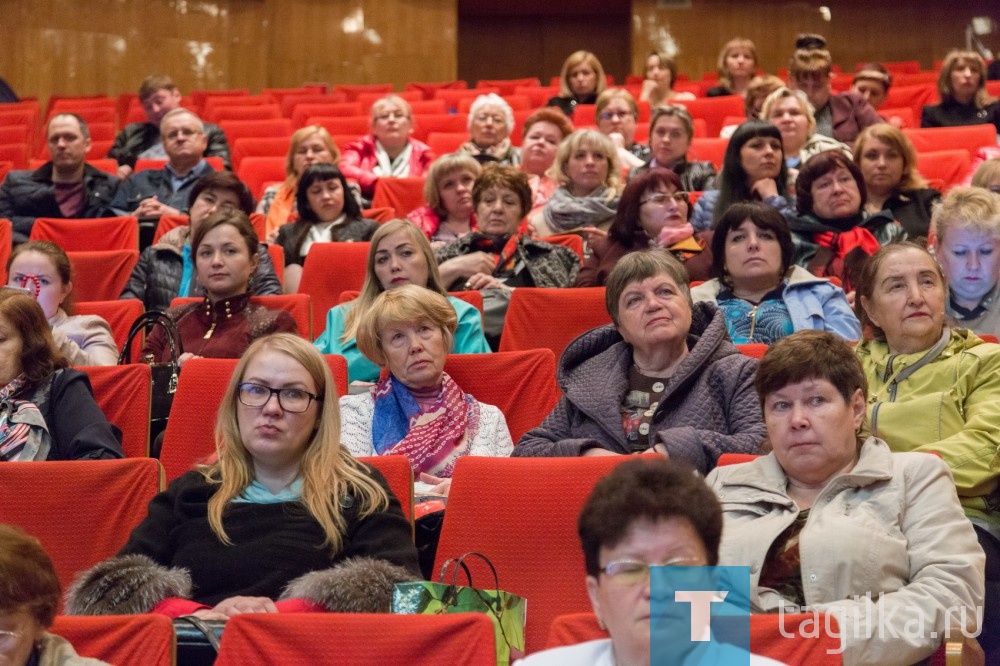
[142,210,297,366]
[339,284,512,497]
[691,120,794,231]
[786,150,904,291]
[257,125,339,238]
[761,87,850,174]
[639,52,696,106]
[595,88,649,169]
[577,169,712,287]
[520,108,573,216]
[314,219,490,383]
[277,163,377,293]
[851,63,892,110]
[67,333,420,619]
[515,251,765,473]
[547,51,606,118]
[691,202,859,342]
[708,330,986,664]
[530,129,622,238]
[972,158,1000,192]
[406,154,482,249]
[459,93,519,166]
[934,187,1000,336]
[0,291,121,461]
[121,172,282,312]
[7,241,117,366]
[853,123,940,238]
[706,38,758,98]
[630,105,716,192]
[922,50,1000,130]
[339,95,435,204]
[0,524,110,666]
[520,458,785,666]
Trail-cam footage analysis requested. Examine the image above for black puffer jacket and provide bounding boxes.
[0,163,119,243]
[119,226,282,311]
[108,121,232,170]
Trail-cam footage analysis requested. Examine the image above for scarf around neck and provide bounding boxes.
[374,141,413,178]
[0,374,51,462]
[543,186,618,233]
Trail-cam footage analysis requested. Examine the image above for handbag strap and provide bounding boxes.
[438,551,501,591]
[437,551,518,651]
[118,310,184,366]
[175,615,221,652]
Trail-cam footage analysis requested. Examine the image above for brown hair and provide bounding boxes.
[853,124,927,192]
[424,154,482,217]
[608,168,687,249]
[796,150,867,215]
[744,75,786,118]
[7,241,75,315]
[472,163,532,219]
[558,51,607,100]
[711,202,795,281]
[188,171,256,215]
[355,284,458,368]
[283,126,340,184]
[789,48,833,78]
[716,38,758,91]
[854,241,944,340]
[605,250,692,327]
[938,50,996,109]
[647,52,679,92]
[522,107,573,140]
[649,104,695,143]
[190,209,259,262]
[0,290,67,384]
[0,524,60,627]
[138,74,177,101]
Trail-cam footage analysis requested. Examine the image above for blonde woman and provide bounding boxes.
[595,88,649,169]
[921,50,1000,130]
[67,333,419,619]
[761,87,850,172]
[546,50,607,117]
[530,129,623,238]
[639,51,696,106]
[406,153,483,248]
[706,38,758,98]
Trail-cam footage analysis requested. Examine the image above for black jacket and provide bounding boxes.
[111,162,214,215]
[108,121,232,170]
[921,99,1000,131]
[31,368,124,461]
[0,163,119,243]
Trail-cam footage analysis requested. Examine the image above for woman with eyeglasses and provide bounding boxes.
[594,88,649,170]
[691,202,859,343]
[67,333,420,620]
[576,168,713,287]
[458,94,520,166]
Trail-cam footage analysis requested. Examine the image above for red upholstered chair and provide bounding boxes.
[877,107,916,129]
[133,156,225,173]
[516,85,561,107]
[915,150,972,193]
[217,118,293,145]
[355,90,423,110]
[735,343,768,359]
[477,77,542,95]
[290,102,364,128]
[230,136,290,171]
[280,93,348,118]
[304,115,370,140]
[152,213,187,244]
[0,217,11,283]
[190,88,250,112]
[539,234,585,262]
[425,132,468,156]
[0,459,163,598]
[237,157,286,200]
[205,104,282,125]
[0,142,28,169]
[371,177,427,216]
[411,113,468,141]
[214,612,497,666]
[689,138,729,169]
[444,349,559,442]
[434,456,628,654]
[358,455,414,524]
[171,293,313,339]
[160,356,348,482]
[297,242,371,337]
[80,363,152,458]
[50,614,175,666]
[546,612,608,647]
[263,86,327,105]
[498,287,611,358]
[361,206,395,224]
[332,83,394,102]
[404,80,469,100]
[76,299,145,362]
[717,452,760,466]
[434,87,499,114]
[884,84,937,124]
[676,96,747,137]
[66,250,139,302]
[406,99,449,115]
[904,126,998,155]
[30,216,139,251]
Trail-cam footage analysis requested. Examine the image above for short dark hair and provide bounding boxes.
[710,202,794,281]
[47,113,90,141]
[605,250,691,327]
[188,171,256,214]
[0,524,61,627]
[796,150,868,216]
[579,458,722,577]
[609,168,686,248]
[295,163,361,223]
[854,241,943,341]
[138,74,177,101]
[472,163,532,220]
[714,120,788,225]
[0,291,67,385]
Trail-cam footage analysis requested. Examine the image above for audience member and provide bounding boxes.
[854,123,940,237]
[577,169,712,287]
[546,51,606,117]
[520,108,573,216]
[851,62,892,109]
[933,187,1000,337]
[111,108,215,219]
[515,250,765,472]
[140,209,297,365]
[691,202,859,342]
[629,105,716,192]
[314,219,489,383]
[121,171,281,312]
[0,290,122,461]
[706,38,758,98]
[257,125,340,238]
[406,154,482,249]
[691,120,794,231]
[921,50,1000,131]
[7,241,117,365]
[761,87,850,177]
[709,330,985,664]
[108,74,230,178]
[639,51,695,106]
[972,158,1000,192]
[595,88,649,169]
[339,95,435,204]
[0,113,118,244]
[744,75,785,120]
[276,163,377,294]
[67,333,419,618]
[459,93,519,166]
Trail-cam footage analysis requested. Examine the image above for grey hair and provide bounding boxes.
[467,93,515,134]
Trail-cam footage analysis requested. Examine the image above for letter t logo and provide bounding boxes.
[674,590,729,641]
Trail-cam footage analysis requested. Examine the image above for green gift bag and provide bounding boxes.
[392,551,527,665]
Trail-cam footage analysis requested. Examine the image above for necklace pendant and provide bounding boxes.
[203,322,216,340]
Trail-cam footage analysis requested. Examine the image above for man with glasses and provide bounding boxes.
[109,74,231,179]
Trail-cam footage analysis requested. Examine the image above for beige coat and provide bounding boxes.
[37,633,110,666]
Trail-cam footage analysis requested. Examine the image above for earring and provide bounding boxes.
[596,616,606,631]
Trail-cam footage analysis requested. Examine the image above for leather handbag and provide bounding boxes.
[118,311,183,454]
[173,616,224,666]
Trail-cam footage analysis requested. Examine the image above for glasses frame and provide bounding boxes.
[237,382,321,413]
[639,192,688,207]
[600,556,705,582]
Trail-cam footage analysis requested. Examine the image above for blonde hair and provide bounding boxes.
[284,126,340,185]
[341,219,446,344]
[548,129,622,200]
[558,51,607,99]
[938,50,996,109]
[424,154,482,217]
[202,333,388,552]
[594,88,639,124]
[789,48,833,78]
[972,158,1000,189]
[745,75,786,118]
[931,186,1000,246]
[717,38,758,91]
[761,87,816,135]
[853,123,928,191]
[370,95,413,125]
[355,285,458,368]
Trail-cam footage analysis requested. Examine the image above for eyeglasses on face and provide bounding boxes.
[640,192,687,207]
[600,557,704,584]
[0,629,22,649]
[375,111,409,122]
[599,110,634,121]
[237,383,320,413]
[164,127,202,141]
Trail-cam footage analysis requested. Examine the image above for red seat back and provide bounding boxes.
[915,149,972,193]
[75,299,145,362]
[903,126,998,155]
[30,216,139,251]
[358,455,413,524]
[67,250,139,302]
[50,614,174,666]
[80,364,152,458]
[371,177,427,217]
[298,242,372,337]
[499,287,611,358]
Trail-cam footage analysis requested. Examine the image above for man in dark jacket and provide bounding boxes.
[0,113,119,244]
[108,74,231,178]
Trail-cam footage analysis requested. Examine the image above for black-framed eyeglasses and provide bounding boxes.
[237,383,320,413]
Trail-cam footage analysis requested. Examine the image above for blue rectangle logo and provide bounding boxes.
[650,566,752,665]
